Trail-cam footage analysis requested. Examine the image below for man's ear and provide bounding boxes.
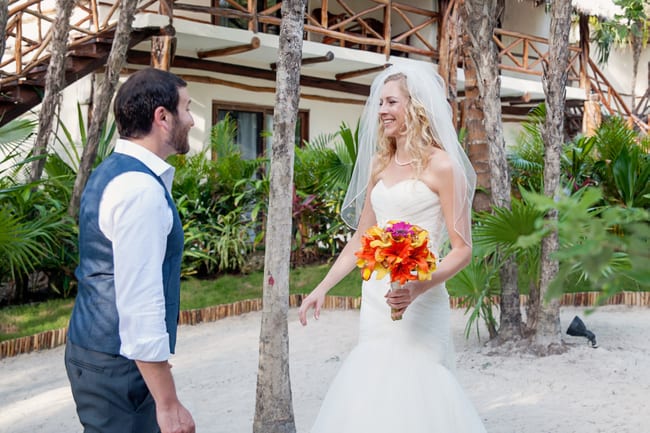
[153,106,170,130]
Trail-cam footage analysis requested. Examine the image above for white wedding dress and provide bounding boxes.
[310,179,487,433]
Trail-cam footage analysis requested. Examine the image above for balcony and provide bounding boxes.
[1,0,646,133]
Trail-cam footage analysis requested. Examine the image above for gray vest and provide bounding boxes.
[68,153,183,355]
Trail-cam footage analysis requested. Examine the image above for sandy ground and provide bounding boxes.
[1,305,649,433]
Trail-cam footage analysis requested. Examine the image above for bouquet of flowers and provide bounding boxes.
[354,220,437,320]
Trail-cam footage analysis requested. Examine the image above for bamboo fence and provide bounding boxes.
[2,291,649,359]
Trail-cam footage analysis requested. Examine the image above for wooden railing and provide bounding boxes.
[163,0,441,59]
[0,0,160,87]
[494,28,648,133]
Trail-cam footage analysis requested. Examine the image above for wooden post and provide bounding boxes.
[321,0,329,27]
[578,14,590,94]
[159,0,173,18]
[151,34,176,71]
[583,93,601,137]
[15,12,22,74]
[438,0,460,127]
[384,0,392,60]
[152,0,176,71]
[248,0,257,32]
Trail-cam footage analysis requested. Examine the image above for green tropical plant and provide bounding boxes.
[171,115,266,276]
[611,144,650,208]
[0,107,120,302]
[52,103,116,174]
[471,198,545,331]
[520,187,650,302]
[295,121,359,193]
[213,209,254,272]
[508,104,546,193]
[591,0,648,65]
[0,137,76,303]
[0,118,37,155]
[591,116,650,207]
[561,134,597,192]
[0,206,67,284]
[293,121,360,261]
[446,244,500,340]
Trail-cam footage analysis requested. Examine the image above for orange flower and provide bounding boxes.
[355,220,437,285]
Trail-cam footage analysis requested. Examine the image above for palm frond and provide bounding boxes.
[473,199,544,255]
[0,118,37,153]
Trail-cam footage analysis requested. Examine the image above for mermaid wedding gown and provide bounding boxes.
[310,179,487,433]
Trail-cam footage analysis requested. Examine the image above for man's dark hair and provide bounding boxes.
[113,68,187,139]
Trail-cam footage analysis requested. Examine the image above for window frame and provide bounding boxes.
[212,100,309,160]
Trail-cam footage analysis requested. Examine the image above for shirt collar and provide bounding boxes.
[114,138,176,192]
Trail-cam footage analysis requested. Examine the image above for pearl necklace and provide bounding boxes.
[394,153,415,166]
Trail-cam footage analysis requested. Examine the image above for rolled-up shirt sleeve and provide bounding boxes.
[99,172,173,362]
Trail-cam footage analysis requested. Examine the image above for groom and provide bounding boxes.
[64,68,195,433]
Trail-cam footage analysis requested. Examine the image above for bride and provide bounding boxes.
[298,62,487,433]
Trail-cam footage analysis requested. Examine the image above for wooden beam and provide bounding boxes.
[122,68,367,105]
[126,50,371,96]
[197,36,260,59]
[500,92,531,104]
[501,105,539,116]
[335,64,389,80]
[301,51,335,66]
[270,51,334,70]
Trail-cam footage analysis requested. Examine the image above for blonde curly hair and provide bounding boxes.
[370,73,442,184]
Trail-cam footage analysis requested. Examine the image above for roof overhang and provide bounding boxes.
[571,0,623,20]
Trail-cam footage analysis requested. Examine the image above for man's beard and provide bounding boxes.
[169,116,190,155]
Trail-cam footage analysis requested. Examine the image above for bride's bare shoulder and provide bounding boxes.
[427,148,453,171]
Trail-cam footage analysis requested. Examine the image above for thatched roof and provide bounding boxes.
[519,0,623,19]
[571,0,623,20]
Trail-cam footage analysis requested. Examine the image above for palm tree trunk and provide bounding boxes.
[438,0,462,127]
[460,41,489,211]
[253,1,304,432]
[462,0,522,342]
[0,0,8,61]
[534,0,572,353]
[29,0,75,182]
[68,0,139,218]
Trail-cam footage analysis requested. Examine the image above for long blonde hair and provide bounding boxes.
[370,73,442,184]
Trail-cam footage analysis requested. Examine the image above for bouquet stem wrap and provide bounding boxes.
[390,280,404,321]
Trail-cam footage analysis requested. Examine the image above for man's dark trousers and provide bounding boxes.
[65,342,160,433]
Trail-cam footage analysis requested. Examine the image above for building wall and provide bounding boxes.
[51,72,366,159]
[597,46,650,110]
[186,74,365,152]
[502,1,551,39]
[501,1,649,110]
[10,0,650,166]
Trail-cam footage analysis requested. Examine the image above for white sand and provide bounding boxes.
[1,305,649,433]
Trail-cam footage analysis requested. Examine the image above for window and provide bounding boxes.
[212,102,309,160]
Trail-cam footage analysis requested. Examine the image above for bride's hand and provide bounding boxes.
[298,289,326,326]
[385,283,425,316]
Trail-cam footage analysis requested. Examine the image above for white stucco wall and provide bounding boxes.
[50,71,366,159]
[595,45,650,110]
[183,72,366,152]
[502,1,551,39]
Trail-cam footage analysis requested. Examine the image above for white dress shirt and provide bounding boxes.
[98,139,177,362]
